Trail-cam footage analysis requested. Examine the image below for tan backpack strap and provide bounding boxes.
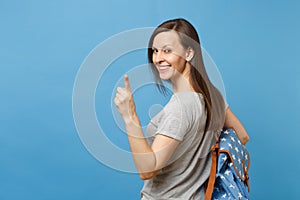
[205,143,219,200]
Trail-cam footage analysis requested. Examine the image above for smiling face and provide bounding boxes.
[152,31,190,82]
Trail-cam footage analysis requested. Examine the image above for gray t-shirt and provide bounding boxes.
[141,91,228,200]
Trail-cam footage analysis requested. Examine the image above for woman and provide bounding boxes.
[114,18,249,200]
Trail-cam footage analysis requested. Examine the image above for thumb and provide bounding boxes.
[124,75,131,91]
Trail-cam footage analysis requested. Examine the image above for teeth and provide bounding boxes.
[159,66,170,70]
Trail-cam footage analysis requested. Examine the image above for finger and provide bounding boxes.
[117,87,126,95]
[124,75,131,91]
[114,97,120,105]
[117,87,122,92]
[115,93,124,101]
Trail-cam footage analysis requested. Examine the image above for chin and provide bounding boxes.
[159,75,171,80]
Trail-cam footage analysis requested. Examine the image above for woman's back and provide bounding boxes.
[141,91,215,200]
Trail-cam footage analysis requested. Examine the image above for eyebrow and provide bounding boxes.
[152,44,173,49]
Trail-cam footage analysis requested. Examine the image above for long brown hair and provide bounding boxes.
[148,18,226,134]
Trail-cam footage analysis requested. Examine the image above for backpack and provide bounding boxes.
[205,128,250,200]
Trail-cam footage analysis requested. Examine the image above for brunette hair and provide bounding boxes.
[148,18,226,134]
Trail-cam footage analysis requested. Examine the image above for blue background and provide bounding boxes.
[1,0,300,199]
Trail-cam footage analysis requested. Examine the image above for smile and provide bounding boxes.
[157,65,171,73]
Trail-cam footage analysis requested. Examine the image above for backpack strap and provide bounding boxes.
[205,143,219,200]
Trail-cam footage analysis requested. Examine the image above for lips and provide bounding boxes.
[157,65,171,73]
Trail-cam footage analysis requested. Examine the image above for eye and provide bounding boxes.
[152,48,158,53]
[163,48,172,53]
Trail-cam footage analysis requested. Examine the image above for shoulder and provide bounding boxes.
[152,91,205,122]
[164,91,205,118]
[170,91,204,109]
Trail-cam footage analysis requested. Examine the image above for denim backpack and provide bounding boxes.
[205,128,250,200]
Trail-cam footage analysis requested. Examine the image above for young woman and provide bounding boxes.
[114,18,249,200]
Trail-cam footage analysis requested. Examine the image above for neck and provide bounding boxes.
[171,72,194,93]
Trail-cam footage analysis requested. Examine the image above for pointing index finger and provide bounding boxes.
[124,75,131,91]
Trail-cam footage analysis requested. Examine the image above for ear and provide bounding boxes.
[185,47,194,62]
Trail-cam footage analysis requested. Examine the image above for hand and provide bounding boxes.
[114,75,137,122]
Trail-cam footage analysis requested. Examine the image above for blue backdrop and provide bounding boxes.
[1,0,299,199]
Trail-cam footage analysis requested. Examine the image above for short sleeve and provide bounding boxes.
[155,96,192,141]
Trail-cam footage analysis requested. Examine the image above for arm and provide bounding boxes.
[124,115,179,180]
[114,75,179,180]
[224,107,250,145]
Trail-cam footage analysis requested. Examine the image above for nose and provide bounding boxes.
[153,50,164,64]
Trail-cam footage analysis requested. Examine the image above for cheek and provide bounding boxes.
[171,57,186,71]
[167,54,183,64]
[152,53,156,62]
